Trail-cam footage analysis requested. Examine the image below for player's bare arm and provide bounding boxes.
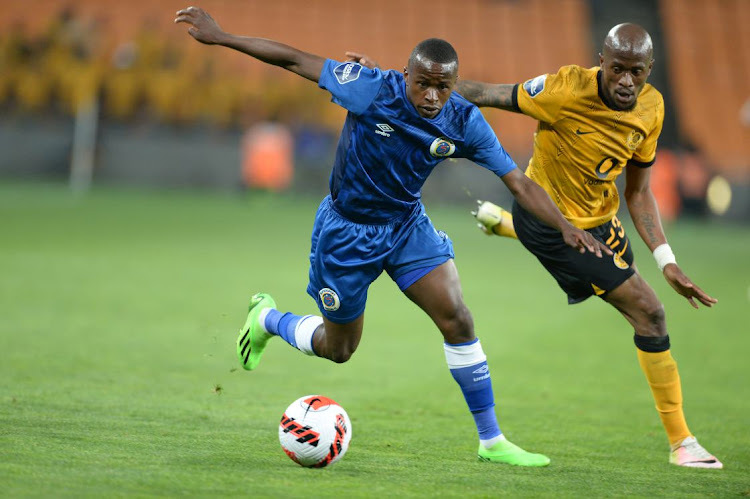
[455,81,520,112]
[502,169,610,257]
[624,163,717,309]
[175,6,325,82]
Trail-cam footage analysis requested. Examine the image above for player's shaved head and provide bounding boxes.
[602,23,653,60]
[409,38,458,70]
[598,23,654,110]
[403,37,459,118]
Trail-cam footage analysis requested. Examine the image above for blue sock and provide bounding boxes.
[445,340,502,441]
[263,309,304,348]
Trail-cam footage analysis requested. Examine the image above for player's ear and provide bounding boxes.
[599,53,604,67]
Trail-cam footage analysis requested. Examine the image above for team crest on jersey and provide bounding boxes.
[319,288,340,311]
[523,74,547,97]
[333,62,363,85]
[627,130,645,151]
[429,137,456,158]
[613,252,629,270]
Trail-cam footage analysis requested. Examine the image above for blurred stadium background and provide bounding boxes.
[1,0,749,221]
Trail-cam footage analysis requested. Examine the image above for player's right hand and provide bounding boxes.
[663,264,718,309]
[175,6,225,45]
[345,51,380,70]
[561,224,612,258]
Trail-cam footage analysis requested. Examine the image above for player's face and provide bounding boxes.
[404,56,458,119]
[599,50,653,111]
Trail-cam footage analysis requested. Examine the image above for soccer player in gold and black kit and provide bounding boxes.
[457,23,723,468]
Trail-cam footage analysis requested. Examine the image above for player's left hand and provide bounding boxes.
[345,51,380,69]
[561,225,613,258]
[663,263,718,309]
[175,6,226,45]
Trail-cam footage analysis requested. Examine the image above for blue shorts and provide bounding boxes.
[306,196,454,323]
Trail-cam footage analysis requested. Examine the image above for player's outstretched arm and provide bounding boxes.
[502,169,610,256]
[455,80,521,112]
[624,163,717,308]
[174,7,325,82]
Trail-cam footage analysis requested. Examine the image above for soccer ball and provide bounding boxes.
[278,395,352,468]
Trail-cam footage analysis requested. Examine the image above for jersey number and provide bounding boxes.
[595,157,619,179]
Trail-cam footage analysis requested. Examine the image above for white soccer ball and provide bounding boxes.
[278,395,352,468]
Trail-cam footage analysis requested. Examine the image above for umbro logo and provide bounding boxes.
[376,123,394,137]
[472,365,489,375]
[575,128,594,135]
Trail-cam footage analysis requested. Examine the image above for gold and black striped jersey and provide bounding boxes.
[514,65,664,229]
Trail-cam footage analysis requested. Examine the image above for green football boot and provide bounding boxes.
[478,439,551,467]
[236,293,277,371]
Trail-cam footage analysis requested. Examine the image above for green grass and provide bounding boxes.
[1,182,749,497]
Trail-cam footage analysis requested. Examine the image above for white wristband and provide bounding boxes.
[653,243,677,271]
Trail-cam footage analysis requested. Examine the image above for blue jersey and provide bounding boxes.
[318,59,517,224]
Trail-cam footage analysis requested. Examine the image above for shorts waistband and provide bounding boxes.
[326,196,423,227]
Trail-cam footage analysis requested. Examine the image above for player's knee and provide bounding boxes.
[328,345,355,364]
[437,304,474,342]
[637,300,666,335]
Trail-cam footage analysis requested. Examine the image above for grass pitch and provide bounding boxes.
[1,182,749,497]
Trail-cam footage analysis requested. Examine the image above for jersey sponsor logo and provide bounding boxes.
[627,130,645,151]
[584,178,607,185]
[523,74,547,97]
[319,287,340,311]
[376,123,394,137]
[333,62,363,85]
[429,137,456,158]
[575,128,594,135]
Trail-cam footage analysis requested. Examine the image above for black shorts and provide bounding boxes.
[512,201,635,304]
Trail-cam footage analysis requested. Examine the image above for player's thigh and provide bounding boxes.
[402,260,473,342]
[307,197,385,323]
[604,266,666,336]
[385,206,455,289]
[513,201,635,303]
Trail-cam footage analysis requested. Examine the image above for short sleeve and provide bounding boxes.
[464,107,517,177]
[631,94,664,167]
[318,59,385,115]
[515,67,574,124]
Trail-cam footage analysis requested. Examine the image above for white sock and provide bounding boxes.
[480,434,506,449]
[294,315,323,356]
[257,308,272,333]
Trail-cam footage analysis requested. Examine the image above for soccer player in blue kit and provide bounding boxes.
[175,6,608,466]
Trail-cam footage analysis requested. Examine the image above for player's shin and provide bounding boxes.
[634,334,692,446]
[262,309,322,356]
[444,339,503,447]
